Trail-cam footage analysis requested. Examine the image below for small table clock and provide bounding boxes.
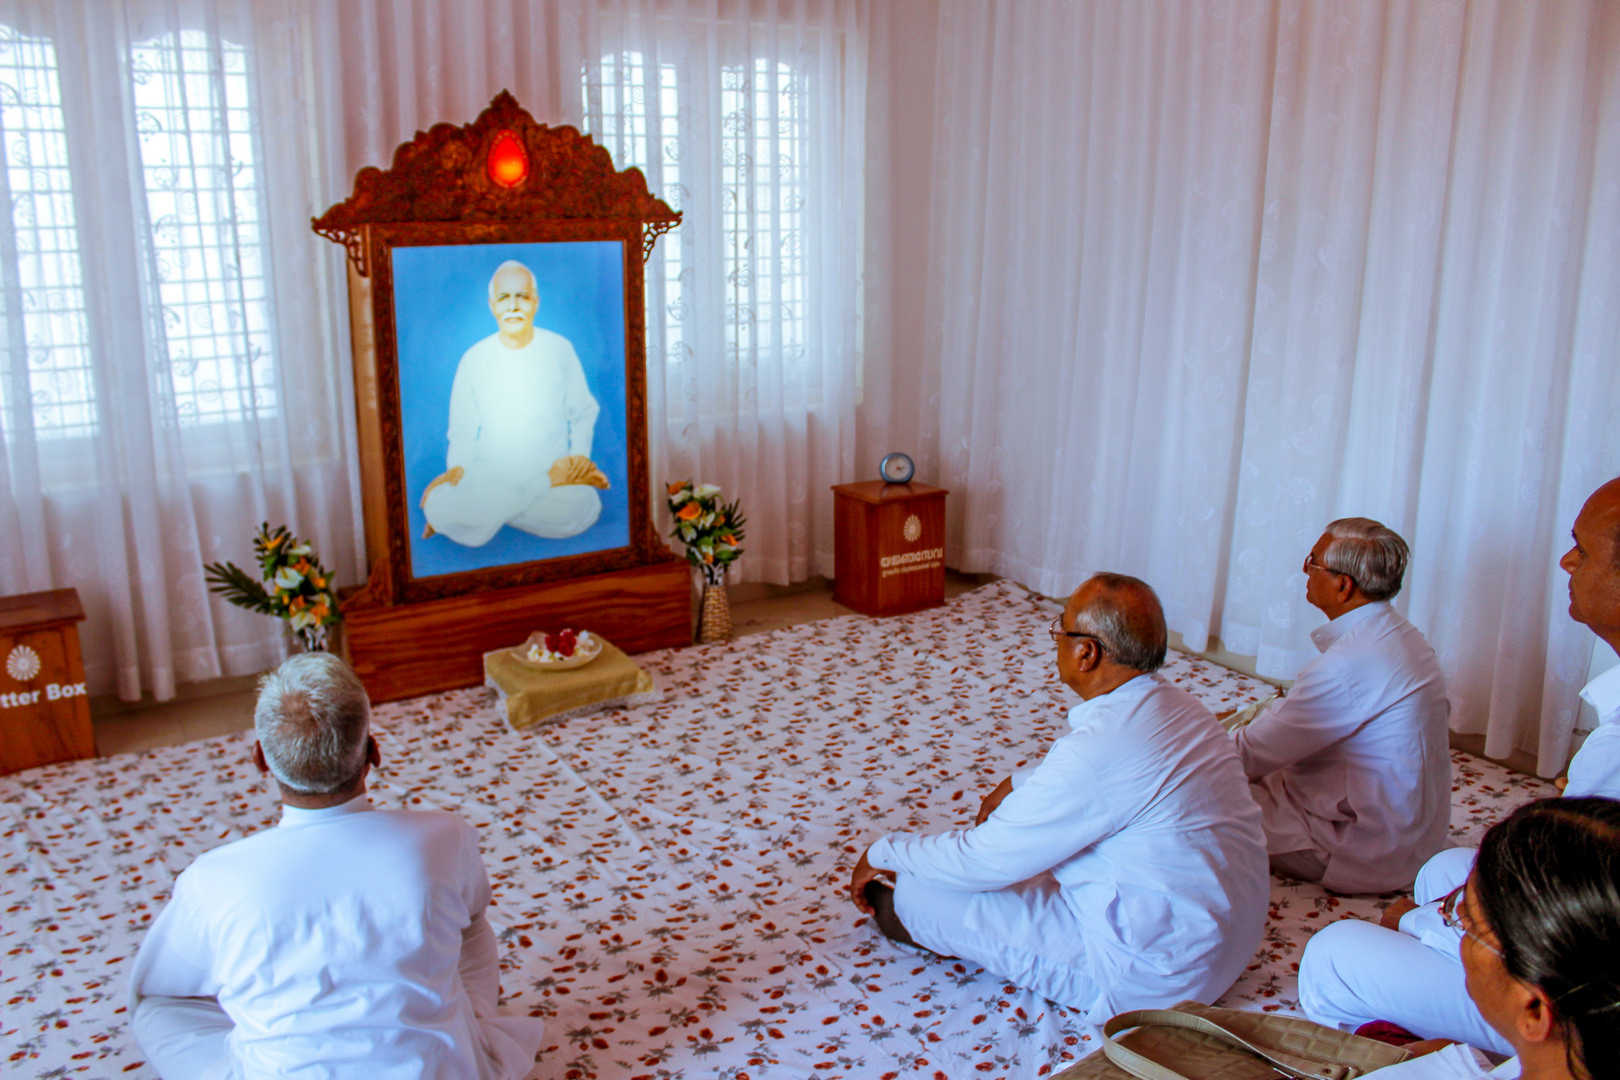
[878,451,915,485]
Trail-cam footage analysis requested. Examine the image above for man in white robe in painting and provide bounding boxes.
[849,573,1270,1022]
[420,259,607,547]
[1235,517,1451,894]
[1299,476,1620,1056]
[128,652,545,1079]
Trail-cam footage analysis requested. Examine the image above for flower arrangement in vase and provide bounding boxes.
[666,481,746,643]
[666,481,747,584]
[203,523,342,651]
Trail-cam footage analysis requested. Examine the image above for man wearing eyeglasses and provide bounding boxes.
[1234,517,1451,895]
[846,574,1269,1021]
[1299,477,1620,1055]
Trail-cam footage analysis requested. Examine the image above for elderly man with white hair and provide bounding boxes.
[420,258,605,546]
[1236,517,1451,894]
[128,652,545,1078]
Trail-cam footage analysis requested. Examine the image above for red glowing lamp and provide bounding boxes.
[487,130,529,188]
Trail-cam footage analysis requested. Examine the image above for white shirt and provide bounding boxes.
[1363,1044,1519,1079]
[446,329,599,496]
[129,797,542,1079]
[1236,601,1451,893]
[1566,663,1620,798]
[867,674,1270,1019]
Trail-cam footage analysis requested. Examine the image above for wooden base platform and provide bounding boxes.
[342,558,691,703]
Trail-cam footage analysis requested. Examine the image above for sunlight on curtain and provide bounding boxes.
[913,0,1620,774]
[0,0,361,700]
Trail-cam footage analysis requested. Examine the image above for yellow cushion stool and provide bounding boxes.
[483,637,658,731]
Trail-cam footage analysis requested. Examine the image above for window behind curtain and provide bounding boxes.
[0,27,95,440]
[721,57,807,374]
[131,30,276,428]
[0,25,274,448]
[581,48,810,385]
[582,50,687,370]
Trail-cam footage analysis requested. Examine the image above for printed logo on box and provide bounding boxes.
[5,644,41,681]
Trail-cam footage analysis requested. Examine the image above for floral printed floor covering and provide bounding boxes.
[2,581,1556,1078]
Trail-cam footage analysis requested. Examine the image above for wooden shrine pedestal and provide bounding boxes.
[831,481,949,616]
[342,558,690,703]
[0,588,94,775]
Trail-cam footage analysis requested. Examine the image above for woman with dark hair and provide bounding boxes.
[1361,796,1619,1079]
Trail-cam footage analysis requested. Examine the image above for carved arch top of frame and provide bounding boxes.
[312,91,680,276]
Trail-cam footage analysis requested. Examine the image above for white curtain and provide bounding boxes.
[0,0,362,700]
[329,0,870,583]
[906,0,1620,774]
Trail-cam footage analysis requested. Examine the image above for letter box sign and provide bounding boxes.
[1,589,95,775]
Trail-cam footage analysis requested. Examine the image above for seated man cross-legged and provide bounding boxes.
[129,652,545,1079]
[1237,517,1452,894]
[849,573,1270,1022]
[1300,476,1620,1056]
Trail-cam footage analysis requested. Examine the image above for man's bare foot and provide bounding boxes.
[422,522,436,539]
[1380,896,1417,931]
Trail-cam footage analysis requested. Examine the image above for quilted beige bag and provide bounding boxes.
[1054,1002,1413,1080]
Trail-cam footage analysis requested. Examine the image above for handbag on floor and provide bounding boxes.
[1053,1001,1413,1080]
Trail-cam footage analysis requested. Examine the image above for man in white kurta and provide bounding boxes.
[128,653,544,1079]
[1236,518,1450,894]
[1299,477,1620,1053]
[421,260,603,546]
[849,574,1270,1022]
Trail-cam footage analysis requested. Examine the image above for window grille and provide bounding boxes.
[130,30,275,428]
[0,27,95,440]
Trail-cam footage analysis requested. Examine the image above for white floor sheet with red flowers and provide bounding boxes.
[2,581,1555,1079]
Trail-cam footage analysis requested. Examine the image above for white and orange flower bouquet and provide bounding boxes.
[665,481,747,586]
[203,523,342,651]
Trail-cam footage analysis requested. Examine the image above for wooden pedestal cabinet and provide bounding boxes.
[0,588,94,775]
[831,481,949,616]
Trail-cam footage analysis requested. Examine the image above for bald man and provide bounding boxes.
[420,260,605,546]
[1299,476,1620,1054]
[848,573,1269,1021]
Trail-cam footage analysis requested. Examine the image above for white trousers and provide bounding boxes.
[131,915,542,1079]
[1298,846,1511,1056]
[132,995,237,1079]
[892,871,1099,1013]
[424,472,602,547]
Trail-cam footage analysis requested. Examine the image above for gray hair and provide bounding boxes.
[254,652,371,794]
[1072,572,1168,672]
[1321,517,1410,600]
[487,259,536,301]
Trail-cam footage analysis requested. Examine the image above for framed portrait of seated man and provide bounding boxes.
[315,93,680,609]
[391,230,633,581]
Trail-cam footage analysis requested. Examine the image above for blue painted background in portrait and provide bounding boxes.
[393,241,629,579]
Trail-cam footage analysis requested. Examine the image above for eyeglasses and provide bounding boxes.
[1302,553,1344,576]
[1048,615,1104,652]
[1440,885,1501,957]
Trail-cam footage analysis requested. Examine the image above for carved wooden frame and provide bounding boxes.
[313,92,680,606]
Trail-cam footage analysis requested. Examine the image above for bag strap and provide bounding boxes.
[1100,1009,1358,1080]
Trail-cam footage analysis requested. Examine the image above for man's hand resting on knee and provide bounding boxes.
[421,466,465,501]
[849,847,890,914]
[975,776,1014,826]
[419,466,465,538]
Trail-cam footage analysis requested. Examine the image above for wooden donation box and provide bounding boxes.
[831,482,948,616]
[0,588,94,775]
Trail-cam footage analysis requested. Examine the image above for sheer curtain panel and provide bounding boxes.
[910,0,1620,774]
[0,0,362,700]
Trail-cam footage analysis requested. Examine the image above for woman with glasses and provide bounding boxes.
[1356,796,1619,1079]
